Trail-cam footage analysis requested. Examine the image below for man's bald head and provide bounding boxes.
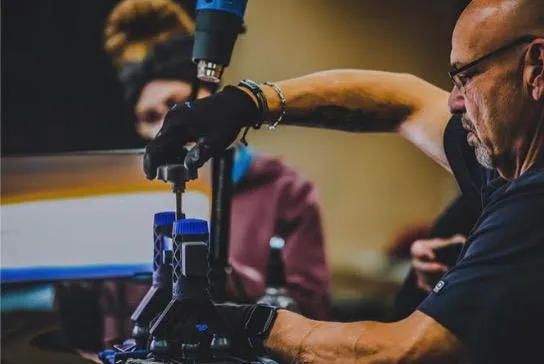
[448,0,544,179]
[452,0,543,66]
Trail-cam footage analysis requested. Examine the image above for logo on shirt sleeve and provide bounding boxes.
[433,280,446,294]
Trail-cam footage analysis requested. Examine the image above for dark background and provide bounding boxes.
[1,0,469,156]
[1,0,195,155]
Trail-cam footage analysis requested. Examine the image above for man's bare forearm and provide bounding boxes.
[252,69,452,169]
[265,310,399,363]
[259,70,433,132]
[236,69,451,168]
[264,310,466,364]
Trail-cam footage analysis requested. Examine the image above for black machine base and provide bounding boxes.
[99,348,279,364]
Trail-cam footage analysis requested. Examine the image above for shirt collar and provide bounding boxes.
[481,150,544,206]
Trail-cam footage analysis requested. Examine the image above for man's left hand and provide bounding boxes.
[143,86,261,179]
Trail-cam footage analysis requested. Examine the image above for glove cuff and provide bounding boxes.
[221,85,263,129]
[244,304,279,353]
[237,80,267,129]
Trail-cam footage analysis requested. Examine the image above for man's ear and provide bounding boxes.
[527,39,544,102]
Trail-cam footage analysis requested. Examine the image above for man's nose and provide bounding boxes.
[448,86,466,115]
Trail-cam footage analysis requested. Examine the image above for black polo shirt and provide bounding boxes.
[418,116,544,364]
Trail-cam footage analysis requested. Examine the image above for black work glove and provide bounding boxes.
[143,86,261,180]
[214,303,278,358]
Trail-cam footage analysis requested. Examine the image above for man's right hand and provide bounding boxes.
[410,234,466,292]
[214,303,278,358]
[143,85,261,179]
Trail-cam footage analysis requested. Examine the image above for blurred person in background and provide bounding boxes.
[331,194,478,323]
[387,194,479,321]
[83,0,330,347]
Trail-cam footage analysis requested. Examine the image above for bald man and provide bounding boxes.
[143,0,544,362]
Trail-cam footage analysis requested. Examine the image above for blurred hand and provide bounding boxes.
[143,86,260,179]
[410,234,466,292]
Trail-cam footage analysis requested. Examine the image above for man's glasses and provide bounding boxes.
[448,35,536,91]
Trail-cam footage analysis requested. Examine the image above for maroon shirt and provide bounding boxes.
[227,155,331,320]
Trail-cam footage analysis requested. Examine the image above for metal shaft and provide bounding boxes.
[209,148,234,302]
[175,190,183,220]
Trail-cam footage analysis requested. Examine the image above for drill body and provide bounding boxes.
[193,0,248,83]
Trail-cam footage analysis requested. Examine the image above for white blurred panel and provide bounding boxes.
[1,191,209,269]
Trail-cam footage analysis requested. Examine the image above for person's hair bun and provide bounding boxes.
[104,0,194,64]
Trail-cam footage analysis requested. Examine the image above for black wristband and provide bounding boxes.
[245,304,278,353]
[238,79,268,129]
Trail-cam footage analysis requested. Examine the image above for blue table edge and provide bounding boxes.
[1,263,153,284]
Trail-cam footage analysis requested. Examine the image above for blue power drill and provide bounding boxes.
[192,0,248,84]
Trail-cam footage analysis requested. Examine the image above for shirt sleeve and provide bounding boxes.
[417,188,544,363]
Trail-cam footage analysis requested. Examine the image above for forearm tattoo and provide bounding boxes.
[283,104,412,133]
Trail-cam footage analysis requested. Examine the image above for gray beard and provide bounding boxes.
[470,139,495,170]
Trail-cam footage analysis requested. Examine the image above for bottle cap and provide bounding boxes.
[174,218,209,236]
[154,212,176,226]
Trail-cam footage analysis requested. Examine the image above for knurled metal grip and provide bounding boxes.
[153,212,176,288]
[157,164,197,186]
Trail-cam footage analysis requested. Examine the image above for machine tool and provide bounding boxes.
[98,1,281,362]
[98,158,278,363]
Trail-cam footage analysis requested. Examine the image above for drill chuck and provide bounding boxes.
[196,60,224,84]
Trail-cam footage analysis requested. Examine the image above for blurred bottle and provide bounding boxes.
[257,236,299,312]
